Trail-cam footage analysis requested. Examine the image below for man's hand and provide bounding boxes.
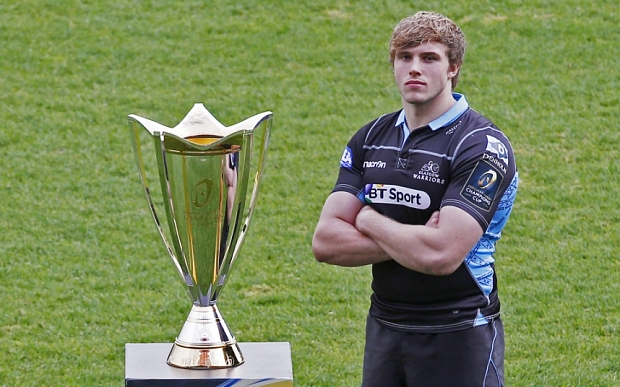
[354,205,375,232]
[425,210,440,228]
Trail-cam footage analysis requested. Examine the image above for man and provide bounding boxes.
[312,11,518,387]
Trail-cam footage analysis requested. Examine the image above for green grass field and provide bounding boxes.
[1,0,618,385]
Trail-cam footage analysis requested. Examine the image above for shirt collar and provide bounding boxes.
[395,93,469,131]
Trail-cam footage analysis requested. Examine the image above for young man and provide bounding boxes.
[312,11,518,387]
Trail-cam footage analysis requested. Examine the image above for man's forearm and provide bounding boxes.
[355,205,480,276]
[312,217,391,267]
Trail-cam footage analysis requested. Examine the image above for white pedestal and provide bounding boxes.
[125,342,293,387]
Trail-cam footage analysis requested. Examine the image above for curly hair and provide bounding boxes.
[389,11,467,89]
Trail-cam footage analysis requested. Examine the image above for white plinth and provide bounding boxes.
[125,342,293,387]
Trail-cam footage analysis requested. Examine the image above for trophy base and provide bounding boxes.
[167,341,244,369]
[166,304,244,369]
[126,342,293,386]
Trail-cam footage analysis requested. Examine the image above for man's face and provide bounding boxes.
[393,41,459,106]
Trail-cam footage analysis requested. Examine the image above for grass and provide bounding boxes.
[0,0,618,386]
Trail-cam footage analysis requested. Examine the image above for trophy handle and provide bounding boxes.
[211,114,272,301]
[130,125,189,280]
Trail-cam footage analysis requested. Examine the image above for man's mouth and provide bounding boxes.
[406,79,425,86]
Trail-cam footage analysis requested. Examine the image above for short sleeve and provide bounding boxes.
[332,118,379,200]
[441,127,517,230]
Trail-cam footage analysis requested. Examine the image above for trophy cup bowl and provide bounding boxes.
[128,103,272,369]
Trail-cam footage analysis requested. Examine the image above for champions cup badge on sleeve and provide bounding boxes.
[128,103,272,369]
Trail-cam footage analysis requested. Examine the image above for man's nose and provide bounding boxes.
[408,58,422,75]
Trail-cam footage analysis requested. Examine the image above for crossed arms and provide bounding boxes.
[311,191,483,276]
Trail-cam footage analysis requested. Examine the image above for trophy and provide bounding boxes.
[128,103,272,369]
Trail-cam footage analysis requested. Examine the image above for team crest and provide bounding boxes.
[413,161,445,185]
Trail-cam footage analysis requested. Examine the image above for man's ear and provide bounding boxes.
[448,62,461,79]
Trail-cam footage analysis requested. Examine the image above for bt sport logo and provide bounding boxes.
[363,184,431,209]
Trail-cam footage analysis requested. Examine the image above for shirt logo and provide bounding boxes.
[396,158,408,170]
[478,170,498,190]
[482,153,507,174]
[340,147,353,169]
[413,161,445,185]
[363,160,387,169]
[485,135,509,165]
[460,160,503,212]
[421,161,439,174]
[363,184,431,209]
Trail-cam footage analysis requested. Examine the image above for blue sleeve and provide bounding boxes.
[441,127,517,230]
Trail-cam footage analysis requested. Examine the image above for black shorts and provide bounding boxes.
[362,315,505,387]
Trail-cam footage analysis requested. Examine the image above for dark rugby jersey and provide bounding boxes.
[334,93,518,333]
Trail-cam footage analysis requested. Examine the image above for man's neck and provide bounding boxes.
[402,90,457,132]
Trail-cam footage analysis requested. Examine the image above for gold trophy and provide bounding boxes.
[128,104,272,369]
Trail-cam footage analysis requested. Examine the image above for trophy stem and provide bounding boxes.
[166,305,244,369]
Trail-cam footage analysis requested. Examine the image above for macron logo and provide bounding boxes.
[363,160,387,169]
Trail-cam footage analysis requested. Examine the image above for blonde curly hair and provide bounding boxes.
[389,11,467,89]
